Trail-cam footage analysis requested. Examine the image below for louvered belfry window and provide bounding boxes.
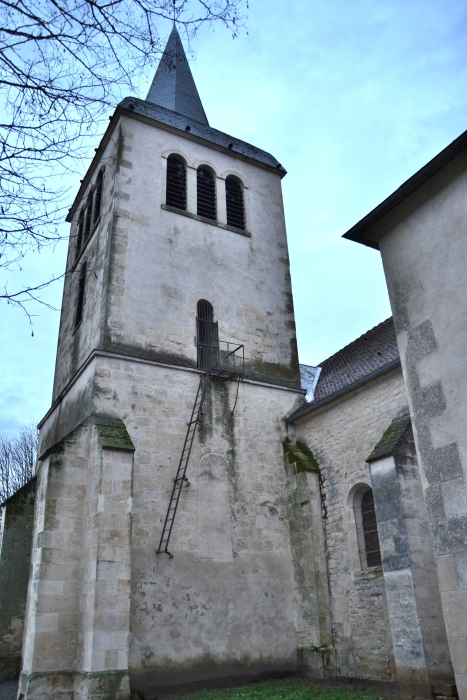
[75,262,86,329]
[76,211,84,260]
[93,170,103,224]
[84,194,93,241]
[361,490,382,567]
[197,168,216,220]
[225,177,245,230]
[166,156,187,210]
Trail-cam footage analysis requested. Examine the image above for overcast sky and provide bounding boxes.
[2,0,467,432]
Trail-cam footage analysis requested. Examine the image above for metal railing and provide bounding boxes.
[196,318,244,380]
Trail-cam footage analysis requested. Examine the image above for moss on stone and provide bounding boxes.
[366,414,411,463]
[282,440,319,473]
[93,415,135,451]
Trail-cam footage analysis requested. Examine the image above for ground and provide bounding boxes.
[0,677,396,700]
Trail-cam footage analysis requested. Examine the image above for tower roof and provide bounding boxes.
[146,25,209,125]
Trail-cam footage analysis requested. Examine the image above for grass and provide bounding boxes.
[181,679,390,700]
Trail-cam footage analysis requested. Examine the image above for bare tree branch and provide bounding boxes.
[0,423,37,502]
[0,0,246,316]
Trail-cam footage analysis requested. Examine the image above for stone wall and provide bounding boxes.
[293,367,408,681]
[0,478,36,682]
[97,115,299,388]
[22,354,306,698]
[52,126,120,401]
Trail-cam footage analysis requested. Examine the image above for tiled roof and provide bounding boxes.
[313,317,400,403]
[146,25,209,125]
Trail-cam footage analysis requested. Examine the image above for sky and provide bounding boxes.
[2,0,467,432]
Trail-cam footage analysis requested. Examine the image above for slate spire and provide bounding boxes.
[146,25,209,125]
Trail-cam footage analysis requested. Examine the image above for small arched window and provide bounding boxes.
[354,487,381,569]
[225,177,245,230]
[75,262,86,329]
[197,167,216,221]
[84,193,93,242]
[166,156,187,210]
[76,210,84,260]
[93,169,103,224]
[196,300,219,370]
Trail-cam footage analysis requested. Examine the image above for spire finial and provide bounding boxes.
[172,0,176,26]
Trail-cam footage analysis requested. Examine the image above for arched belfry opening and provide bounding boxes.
[225,176,245,229]
[196,299,219,370]
[197,168,216,220]
[166,156,187,210]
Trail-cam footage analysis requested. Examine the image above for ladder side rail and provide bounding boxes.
[157,373,208,556]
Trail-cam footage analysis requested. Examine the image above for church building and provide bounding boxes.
[1,25,467,700]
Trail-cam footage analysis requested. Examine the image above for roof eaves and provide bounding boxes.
[342,127,467,249]
[67,99,287,223]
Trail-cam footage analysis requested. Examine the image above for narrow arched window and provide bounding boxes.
[354,487,381,569]
[197,167,216,220]
[76,211,84,260]
[196,300,219,370]
[166,156,186,210]
[75,262,86,329]
[93,169,103,224]
[225,177,245,230]
[361,490,381,567]
[84,193,93,242]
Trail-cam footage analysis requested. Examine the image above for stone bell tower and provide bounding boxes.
[19,26,309,699]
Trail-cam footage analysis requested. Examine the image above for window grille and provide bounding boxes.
[225,177,245,230]
[166,156,187,210]
[75,263,86,328]
[196,300,219,370]
[93,170,103,224]
[76,212,84,259]
[197,168,216,220]
[361,490,382,567]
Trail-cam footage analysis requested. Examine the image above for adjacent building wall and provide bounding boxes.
[0,478,36,682]
[377,157,467,700]
[293,367,407,682]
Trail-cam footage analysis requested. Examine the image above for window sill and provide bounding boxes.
[161,204,251,237]
[354,566,383,580]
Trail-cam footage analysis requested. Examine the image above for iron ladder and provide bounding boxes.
[157,372,208,558]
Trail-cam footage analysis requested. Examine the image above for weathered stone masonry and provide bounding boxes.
[0,478,36,683]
